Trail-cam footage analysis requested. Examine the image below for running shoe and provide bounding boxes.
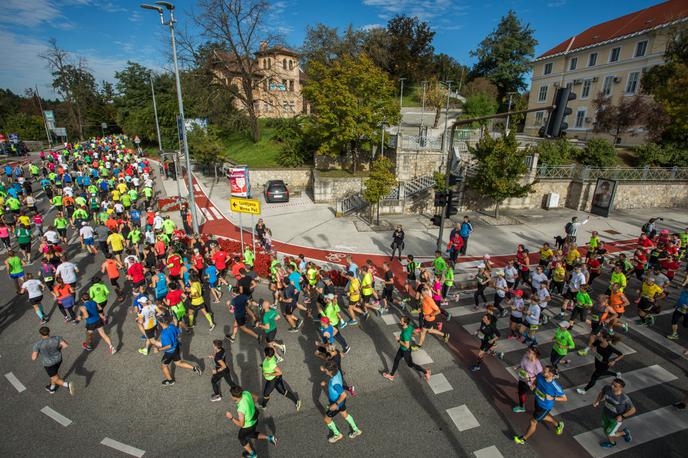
[40,318,49,325]
[362,311,369,321]
[577,348,589,356]
[63,316,70,322]
[555,421,565,435]
[67,382,75,396]
[339,321,348,330]
[600,441,616,449]
[280,344,287,354]
[226,334,236,342]
[328,434,343,444]
[382,372,395,381]
[497,352,505,360]
[667,333,679,340]
[348,385,357,396]
[138,348,149,356]
[296,319,304,329]
[288,327,299,333]
[82,342,93,351]
[343,346,351,354]
[513,436,525,445]
[210,394,222,402]
[268,435,277,446]
[616,372,622,379]
[576,388,586,395]
[443,332,450,343]
[623,427,632,443]
[348,319,359,326]
[470,364,481,372]
[162,379,175,386]
[275,354,284,364]
[349,430,362,439]
[410,344,421,352]
[647,315,656,326]
[45,385,57,394]
[512,406,526,413]
[622,323,629,333]
[674,402,687,410]
[209,323,216,332]
[193,366,203,376]
[109,345,117,355]
[296,400,302,412]
[446,313,452,321]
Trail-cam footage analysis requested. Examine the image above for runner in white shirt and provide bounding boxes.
[56,261,79,287]
[79,222,97,255]
[531,266,549,291]
[44,229,60,245]
[137,299,158,355]
[19,273,48,324]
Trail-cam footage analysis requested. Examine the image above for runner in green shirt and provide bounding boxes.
[322,294,344,327]
[259,346,300,409]
[226,387,276,456]
[551,321,575,368]
[15,225,32,262]
[571,285,593,325]
[257,299,286,354]
[5,250,25,292]
[433,250,447,277]
[383,316,430,381]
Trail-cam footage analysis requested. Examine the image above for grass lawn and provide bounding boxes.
[316,169,369,178]
[400,85,422,108]
[220,120,281,168]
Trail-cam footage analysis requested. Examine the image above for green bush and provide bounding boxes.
[634,143,688,167]
[577,138,617,167]
[274,116,316,167]
[534,138,579,166]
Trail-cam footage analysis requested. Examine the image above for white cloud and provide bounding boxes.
[362,0,468,21]
[360,23,385,31]
[0,0,62,27]
[547,0,567,6]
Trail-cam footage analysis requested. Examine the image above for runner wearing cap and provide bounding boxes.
[550,321,575,368]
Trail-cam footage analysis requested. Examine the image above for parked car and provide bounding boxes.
[264,179,289,203]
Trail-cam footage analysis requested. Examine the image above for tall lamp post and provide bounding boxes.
[140,1,199,233]
[150,73,163,153]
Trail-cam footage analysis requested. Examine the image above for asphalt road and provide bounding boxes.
[2,166,688,458]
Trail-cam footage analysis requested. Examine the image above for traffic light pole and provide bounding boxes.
[435,147,454,251]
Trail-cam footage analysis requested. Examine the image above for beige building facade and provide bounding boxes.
[524,0,688,145]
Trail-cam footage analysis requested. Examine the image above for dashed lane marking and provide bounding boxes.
[41,406,72,426]
[101,438,145,457]
[552,364,677,415]
[381,314,400,325]
[4,372,26,393]
[447,404,480,432]
[629,315,688,360]
[210,206,223,219]
[427,373,453,394]
[473,445,504,458]
[574,405,688,458]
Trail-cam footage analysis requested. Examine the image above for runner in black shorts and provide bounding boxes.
[470,313,504,371]
[226,386,276,456]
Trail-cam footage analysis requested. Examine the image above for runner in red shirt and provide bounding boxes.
[191,249,205,273]
[586,255,602,285]
[637,234,654,253]
[661,255,680,282]
[166,252,183,285]
[127,261,146,292]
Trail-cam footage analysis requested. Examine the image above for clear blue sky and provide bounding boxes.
[0,0,662,98]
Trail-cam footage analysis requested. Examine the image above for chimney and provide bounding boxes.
[259,41,268,52]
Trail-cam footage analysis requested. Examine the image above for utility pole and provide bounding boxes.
[150,74,163,153]
[379,122,385,158]
[141,1,199,233]
[398,77,406,135]
[437,81,454,252]
[505,92,516,132]
[420,80,428,136]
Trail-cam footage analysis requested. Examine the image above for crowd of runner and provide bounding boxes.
[10,135,688,456]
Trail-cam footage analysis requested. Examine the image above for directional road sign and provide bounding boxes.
[230,197,260,215]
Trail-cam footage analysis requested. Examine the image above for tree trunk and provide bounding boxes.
[494,201,500,218]
[376,201,380,225]
[249,114,260,143]
[433,108,441,128]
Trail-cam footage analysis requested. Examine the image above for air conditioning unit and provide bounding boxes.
[553,82,560,87]
[585,117,592,123]
[573,79,583,85]
[613,76,622,83]
[592,77,599,82]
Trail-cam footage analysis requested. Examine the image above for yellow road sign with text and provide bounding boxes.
[230,197,261,215]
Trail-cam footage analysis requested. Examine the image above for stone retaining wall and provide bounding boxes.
[312,171,364,203]
[248,168,313,194]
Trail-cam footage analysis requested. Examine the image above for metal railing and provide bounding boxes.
[337,193,368,215]
[400,135,443,151]
[536,164,688,181]
[404,175,435,197]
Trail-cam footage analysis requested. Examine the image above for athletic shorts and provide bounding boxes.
[109,276,120,288]
[382,287,394,301]
[234,313,247,327]
[238,424,258,446]
[638,297,654,312]
[44,360,62,378]
[144,327,157,339]
[86,319,104,331]
[29,295,44,305]
[96,300,107,312]
[326,402,347,418]
[362,294,374,304]
[564,290,576,300]
[84,238,94,246]
[161,347,181,365]
[591,321,604,335]
[602,413,622,436]
[422,318,437,329]
[133,279,145,289]
[533,404,551,422]
[480,339,496,352]
[284,303,296,316]
[265,329,276,343]
[57,228,67,237]
[19,242,30,251]
[510,316,523,325]
[671,310,688,327]
[9,272,25,280]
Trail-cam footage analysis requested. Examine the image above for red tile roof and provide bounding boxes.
[537,0,688,60]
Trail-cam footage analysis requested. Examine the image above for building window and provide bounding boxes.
[543,62,553,75]
[535,111,544,126]
[569,57,577,70]
[602,75,614,96]
[262,59,267,69]
[538,85,548,102]
[289,60,293,70]
[581,79,592,98]
[289,80,294,92]
[588,52,597,67]
[625,71,640,94]
[609,47,621,62]
[635,40,648,57]
[268,58,272,69]
[575,109,586,128]
[283,58,287,70]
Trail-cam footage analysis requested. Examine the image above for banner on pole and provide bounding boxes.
[228,166,251,198]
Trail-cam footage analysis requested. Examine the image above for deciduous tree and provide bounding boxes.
[363,156,397,225]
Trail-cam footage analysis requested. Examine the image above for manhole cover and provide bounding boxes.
[604,229,621,235]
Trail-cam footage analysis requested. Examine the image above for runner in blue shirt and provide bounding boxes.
[322,360,361,443]
[514,366,567,444]
[153,317,201,386]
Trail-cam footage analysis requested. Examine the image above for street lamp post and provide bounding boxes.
[420,80,427,137]
[505,92,517,132]
[441,80,453,162]
[141,1,199,234]
[398,77,406,136]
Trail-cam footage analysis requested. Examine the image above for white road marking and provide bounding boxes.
[101,438,145,457]
[428,373,453,394]
[628,315,688,359]
[552,364,677,415]
[4,372,26,393]
[381,314,400,325]
[447,404,480,431]
[412,348,433,365]
[505,341,636,380]
[473,445,504,458]
[574,405,688,458]
[209,206,223,219]
[200,207,214,221]
[446,306,481,317]
[41,406,72,426]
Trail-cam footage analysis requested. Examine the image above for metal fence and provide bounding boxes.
[536,164,688,181]
[400,135,443,151]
